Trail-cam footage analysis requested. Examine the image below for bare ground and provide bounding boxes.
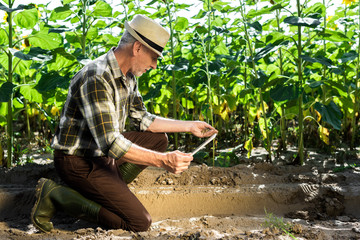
[0,147,359,239]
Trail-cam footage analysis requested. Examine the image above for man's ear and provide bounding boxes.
[132,41,142,56]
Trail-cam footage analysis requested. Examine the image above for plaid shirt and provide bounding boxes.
[51,48,156,159]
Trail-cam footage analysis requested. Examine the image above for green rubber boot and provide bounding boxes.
[118,162,144,184]
[31,178,101,232]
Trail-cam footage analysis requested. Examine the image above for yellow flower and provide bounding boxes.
[3,12,7,23]
[342,0,355,6]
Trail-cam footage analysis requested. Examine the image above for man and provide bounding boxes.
[31,14,217,233]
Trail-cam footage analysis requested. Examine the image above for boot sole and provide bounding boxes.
[31,178,52,233]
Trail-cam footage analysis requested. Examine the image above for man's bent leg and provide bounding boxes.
[54,151,151,232]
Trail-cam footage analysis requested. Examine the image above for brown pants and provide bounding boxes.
[54,132,168,232]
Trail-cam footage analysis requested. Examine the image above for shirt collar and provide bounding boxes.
[107,47,136,83]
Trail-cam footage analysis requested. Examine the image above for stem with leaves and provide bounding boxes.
[239,0,272,160]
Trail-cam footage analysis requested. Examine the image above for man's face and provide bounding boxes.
[131,43,159,77]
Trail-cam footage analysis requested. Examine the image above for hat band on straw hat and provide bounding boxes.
[134,29,164,53]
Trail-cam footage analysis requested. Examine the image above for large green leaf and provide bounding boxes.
[29,32,62,50]
[35,72,69,92]
[13,8,39,29]
[0,82,15,102]
[284,16,321,28]
[270,84,299,102]
[314,101,342,130]
[92,0,112,17]
[20,85,43,103]
[49,5,73,21]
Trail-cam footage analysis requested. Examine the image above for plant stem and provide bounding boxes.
[296,0,304,165]
[275,7,287,151]
[6,0,14,168]
[165,0,178,149]
[351,1,360,148]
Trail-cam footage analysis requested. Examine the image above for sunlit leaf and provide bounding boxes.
[29,32,62,50]
[317,29,354,42]
[0,29,8,45]
[49,5,72,21]
[13,8,38,29]
[174,17,189,31]
[318,125,329,145]
[247,2,289,18]
[20,85,43,103]
[92,0,112,17]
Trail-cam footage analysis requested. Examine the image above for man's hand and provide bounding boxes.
[162,151,193,174]
[188,121,218,138]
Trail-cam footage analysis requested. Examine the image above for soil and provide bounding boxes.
[0,147,359,240]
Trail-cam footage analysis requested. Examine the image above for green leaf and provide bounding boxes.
[143,83,163,101]
[63,0,76,4]
[92,0,112,17]
[29,32,62,50]
[252,71,268,88]
[9,47,51,61]
[339,50,357,63]
[0,28,8,45]
[247,2,289,18]
[284,16,321,28]
[300,55,333,67]
[0,82,15,102]
[174,17,189,32]
[254,43,280,61]
[214,41,229,55]
[20,85,43,103]
[270,84,299,102]
[35,72,69,92]
[0,3,34,13]
[248,21,262,32]
[314,101,342,130]
[304,2,326,17]
[317,29,353,42]
[49,5,72,21]
[13,8,39,29]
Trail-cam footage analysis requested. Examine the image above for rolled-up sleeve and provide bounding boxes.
[79,75,132,159]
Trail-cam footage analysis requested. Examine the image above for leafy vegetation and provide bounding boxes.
[0,0,358,167]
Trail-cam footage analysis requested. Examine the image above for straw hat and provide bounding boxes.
[125,14,170,57]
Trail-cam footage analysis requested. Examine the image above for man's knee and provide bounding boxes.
[131,211,152,232]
